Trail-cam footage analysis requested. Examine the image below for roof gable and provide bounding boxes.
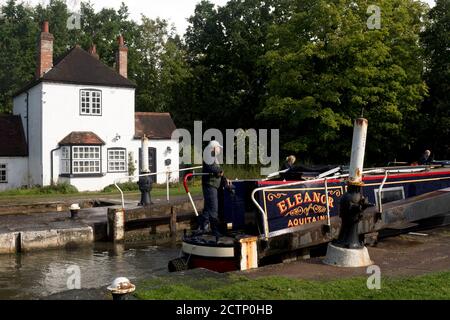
[135,112,177,140]
[0,115,28,157]
[15,46,135,96]
[59,131,105,145]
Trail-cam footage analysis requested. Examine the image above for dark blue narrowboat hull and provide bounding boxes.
[223,169,450,238]
[174,168,450,273]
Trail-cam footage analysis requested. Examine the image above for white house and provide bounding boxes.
[0,21,179,192]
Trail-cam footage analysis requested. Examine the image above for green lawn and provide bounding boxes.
[134,271,450,300]
[0,185,202,202]
[0,164,259,201]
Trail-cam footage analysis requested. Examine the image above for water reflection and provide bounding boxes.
[0,242,180,300]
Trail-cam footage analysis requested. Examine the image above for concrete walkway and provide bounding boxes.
[242,226,450,280]
[42,226,450,300]
[0,194,200,254]
[0,190,200,215]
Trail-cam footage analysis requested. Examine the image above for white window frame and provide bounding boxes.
[374,186,405,208]
[108,148,127,173]
[72,146,101,174]
[61,147,71,174]
[0,163,7,183]
[80,89,102,116]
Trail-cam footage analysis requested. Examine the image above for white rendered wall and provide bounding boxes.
[0,158,28,191]
[131,138,180,184]
[41,83,135,190]
[13,84,43,186]
[10,81,180,192]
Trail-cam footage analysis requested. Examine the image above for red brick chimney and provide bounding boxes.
[36,21,54,79]
[115,35,128,78]
[88,44,99,60]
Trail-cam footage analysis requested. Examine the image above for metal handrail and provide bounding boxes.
[375,167,429,213]
[114,166,203,209]
[324,178,331,227]
[318,166,342,178]
[377,171,390,213]
[251,169,384,239]
[262,169,289,181]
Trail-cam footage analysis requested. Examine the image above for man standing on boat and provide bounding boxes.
[280,155,296,180]
[198,140,229,237]
[418,150,432,165]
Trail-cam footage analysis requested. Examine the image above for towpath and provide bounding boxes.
[243,226,450,280]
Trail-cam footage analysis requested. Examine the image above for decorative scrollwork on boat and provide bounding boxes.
[267,193,288,201]
[285,204,327,217]
[328,189,343,197]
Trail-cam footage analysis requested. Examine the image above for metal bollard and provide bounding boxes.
[107,277,136,300]
[138,173,152,206]
[69,203,80,219]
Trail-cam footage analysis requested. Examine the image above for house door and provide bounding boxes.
[139,147,157,183]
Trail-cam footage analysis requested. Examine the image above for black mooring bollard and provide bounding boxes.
[138,174,152,206]
[107,277,136,300]
[69,204,80,219]
[333,185,373,249]
[112,293,127,300]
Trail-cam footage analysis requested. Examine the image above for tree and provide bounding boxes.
[133,17,191,115]
[420,0,450,159]
[0,0,39,113]
[184,0,290,131]
[34,0,71,57]
[0,0,190,118]
[260,0,428,165]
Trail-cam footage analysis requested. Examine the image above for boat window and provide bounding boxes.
[374,186,405,207]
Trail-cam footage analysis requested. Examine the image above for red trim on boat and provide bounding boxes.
[361,170,450,181]
[258,171,450,186]
[189,256,238,273]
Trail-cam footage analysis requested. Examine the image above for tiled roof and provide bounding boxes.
[15,46,135,96]
[135,112,177,140]
[0,115,28,157]
[59,131,105,145]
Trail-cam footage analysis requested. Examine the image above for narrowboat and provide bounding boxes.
[168,164,450,273]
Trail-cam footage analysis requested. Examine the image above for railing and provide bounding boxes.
[377,171,390,214]
[251,169,386,240]
[183,172,213,216]
[375,167,427,213]
[114,166,203,209]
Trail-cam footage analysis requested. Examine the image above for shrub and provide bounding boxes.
[40,183,79,194]
[0,183,78,196]
[103,181,139,193]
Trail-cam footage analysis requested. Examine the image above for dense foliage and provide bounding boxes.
[0,0,447,165]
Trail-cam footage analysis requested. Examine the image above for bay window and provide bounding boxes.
[72,146,101,174]
[60,146,102,176]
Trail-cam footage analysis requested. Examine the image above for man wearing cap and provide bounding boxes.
[199,140,226,236]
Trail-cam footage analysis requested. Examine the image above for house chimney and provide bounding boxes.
[115,35,128,78]
[36,21,54,79]
[88,44,99,59]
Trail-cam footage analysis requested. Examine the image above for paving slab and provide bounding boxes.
[242,226,450,281]
[0,194,202,253]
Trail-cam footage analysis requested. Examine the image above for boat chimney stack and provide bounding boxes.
[138,135,152,206]
[323,117,373,268]
[348,118,368,186]
[141,135,149,173]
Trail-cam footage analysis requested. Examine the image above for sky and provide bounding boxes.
[2,0,437,35]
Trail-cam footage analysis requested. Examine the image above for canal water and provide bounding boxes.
[0,242,180,300]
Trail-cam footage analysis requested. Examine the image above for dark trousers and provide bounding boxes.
[199,184,219,231]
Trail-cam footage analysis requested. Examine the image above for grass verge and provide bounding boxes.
[0,184,202,201]
[134,271,450,300]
